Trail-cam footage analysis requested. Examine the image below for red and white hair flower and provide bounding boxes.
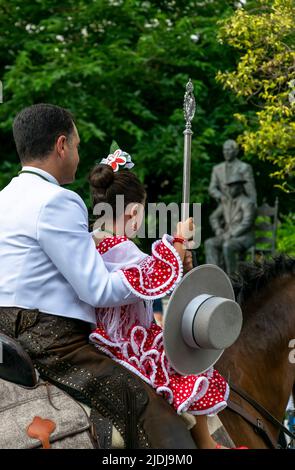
[100,149,134,172]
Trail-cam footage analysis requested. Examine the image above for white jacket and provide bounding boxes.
[0,167,135,324]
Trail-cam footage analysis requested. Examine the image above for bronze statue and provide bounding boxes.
[209,139,257,205]
[205,175,256,275]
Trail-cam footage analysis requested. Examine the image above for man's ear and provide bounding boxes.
[56,135,67,159]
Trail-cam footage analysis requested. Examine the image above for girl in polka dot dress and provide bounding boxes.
[88,149,232,449]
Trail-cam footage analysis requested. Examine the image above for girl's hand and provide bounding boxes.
[173,218,195,264]
[92,229,111,246]
[176,218,195,241]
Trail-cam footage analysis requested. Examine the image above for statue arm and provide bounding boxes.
[209,205,224,234]
[230,201,256,237]
[244,165,257,204]
[209,168,222,201]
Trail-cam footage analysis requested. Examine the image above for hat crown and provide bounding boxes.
[164,264,243,375]
[182,294,242,350]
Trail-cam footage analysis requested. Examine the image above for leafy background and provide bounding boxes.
[0,0,293,259]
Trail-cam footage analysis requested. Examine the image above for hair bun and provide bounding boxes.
[89,164,114,190]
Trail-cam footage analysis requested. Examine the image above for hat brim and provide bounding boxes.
[163,264,236,375]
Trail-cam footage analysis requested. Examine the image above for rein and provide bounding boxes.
[227,382,295,448]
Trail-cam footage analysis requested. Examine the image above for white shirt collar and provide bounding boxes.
[21,166,60,186]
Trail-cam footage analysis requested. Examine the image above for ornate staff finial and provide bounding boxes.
[182,79,196,222]
[183,79,196,132]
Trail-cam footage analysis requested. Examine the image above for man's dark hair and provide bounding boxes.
[13,103,75,162]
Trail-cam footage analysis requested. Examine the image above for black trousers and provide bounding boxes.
[0,307,196,449]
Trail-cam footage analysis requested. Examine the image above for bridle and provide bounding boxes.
[227,382,295,449]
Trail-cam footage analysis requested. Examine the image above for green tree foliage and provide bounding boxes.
[0,0,292,256]
[0,0,244,209]
[217,0,295,193]
[277,213,295,256]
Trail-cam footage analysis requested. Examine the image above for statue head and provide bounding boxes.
[223,139,239,162]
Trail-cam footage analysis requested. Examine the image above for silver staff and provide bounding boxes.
[182,79,196,222]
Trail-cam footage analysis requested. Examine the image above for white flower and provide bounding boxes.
[190,34,200,43]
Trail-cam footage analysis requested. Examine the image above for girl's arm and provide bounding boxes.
[173,218,195,262]
[95,219,194,302]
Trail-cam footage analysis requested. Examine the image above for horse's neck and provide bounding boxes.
[219,276,295,421]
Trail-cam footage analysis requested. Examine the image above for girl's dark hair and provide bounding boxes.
[89,164,146,214]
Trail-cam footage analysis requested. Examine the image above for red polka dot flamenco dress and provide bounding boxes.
[90,235,229,416]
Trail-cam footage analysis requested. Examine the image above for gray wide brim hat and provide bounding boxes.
[163,264,243,375]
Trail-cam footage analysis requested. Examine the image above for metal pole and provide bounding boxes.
[182,79,196,222]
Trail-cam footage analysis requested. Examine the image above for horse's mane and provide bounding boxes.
[231,254,295,306]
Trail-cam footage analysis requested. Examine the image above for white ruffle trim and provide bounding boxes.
[188,400,228,417]
[89,331,124,349]
[156,386,174,404]
[176,376,210,415]
[188,382,230,417]
[90,325,229,418]
[118,234,183,300]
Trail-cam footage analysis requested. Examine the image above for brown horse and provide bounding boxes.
[216,255,295,448]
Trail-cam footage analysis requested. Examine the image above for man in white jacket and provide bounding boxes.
[0,103,195,449]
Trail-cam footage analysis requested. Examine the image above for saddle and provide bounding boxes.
[0,332,99,449]
[0,332,37,387]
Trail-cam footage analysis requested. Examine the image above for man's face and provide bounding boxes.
[223,142,238,162]
[62,123,80,184]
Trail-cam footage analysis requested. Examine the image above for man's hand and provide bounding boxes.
[183,250,193,273]
[215,228,224,237]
